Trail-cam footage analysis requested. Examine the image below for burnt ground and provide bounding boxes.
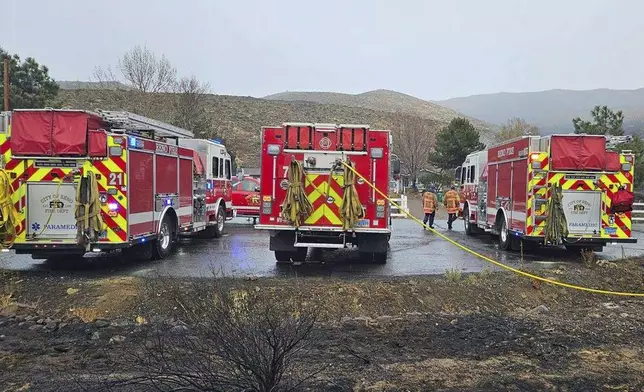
[2,258,644,391]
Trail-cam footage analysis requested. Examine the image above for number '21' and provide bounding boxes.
[109,172,124,186]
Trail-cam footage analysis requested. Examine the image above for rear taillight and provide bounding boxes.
[376,199,385,218]
[262,196,272,215]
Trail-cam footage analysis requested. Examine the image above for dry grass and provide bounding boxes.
[581,249,599,269]
[0,293,13,309]
[444,268,462,282]
[68,307,102,323]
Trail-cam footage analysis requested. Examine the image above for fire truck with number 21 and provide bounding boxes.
[255,122,400,264]
[0,109,233,261]
[456,134,637,252]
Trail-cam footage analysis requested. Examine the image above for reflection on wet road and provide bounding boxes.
[2,218,644,278]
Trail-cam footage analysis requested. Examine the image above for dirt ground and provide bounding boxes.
[2,257,644,391]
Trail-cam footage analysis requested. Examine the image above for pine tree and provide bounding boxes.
[431,117,485,170]
[0,47,59,109]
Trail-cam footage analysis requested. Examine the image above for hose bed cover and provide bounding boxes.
[550,135,607,171]
[11,110,106,157]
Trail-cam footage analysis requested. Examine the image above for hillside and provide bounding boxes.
[57,81,130,90]
[59,89,496,167]
[436,88,644,135]
[263,89,490,129]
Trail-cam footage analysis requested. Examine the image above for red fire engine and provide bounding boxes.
[457,134,637,252]
[255,123,399,264]
[0,109,233,260]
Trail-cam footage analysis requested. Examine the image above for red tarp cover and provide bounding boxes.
[606,151,621,172]
[52,111,87,155]
[88,130,107,157]
[11,110,91,156]
[11,111,53,156]
[550,135,606,171]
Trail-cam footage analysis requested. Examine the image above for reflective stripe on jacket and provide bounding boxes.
[422,192,438,213]
[443,190,460,214]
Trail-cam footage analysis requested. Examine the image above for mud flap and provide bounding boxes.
[269,231,296,252]
[356,233,389,253]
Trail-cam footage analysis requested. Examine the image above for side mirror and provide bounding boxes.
[392,159,401,175]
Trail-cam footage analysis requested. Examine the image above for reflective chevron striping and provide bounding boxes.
[303,172,345,226]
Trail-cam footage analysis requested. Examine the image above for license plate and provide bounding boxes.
[356,219,370,227]
[604,227,617,234]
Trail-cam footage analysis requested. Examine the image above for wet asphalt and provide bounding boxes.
[2,217,644,278]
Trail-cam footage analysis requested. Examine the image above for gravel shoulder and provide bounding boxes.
[2,258,644,391]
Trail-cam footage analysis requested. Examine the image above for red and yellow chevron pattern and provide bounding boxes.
[1,134,129,245]
[526,149,634,240]
[303,173,345,226]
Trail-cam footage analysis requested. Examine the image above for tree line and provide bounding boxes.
[2,47,643,188]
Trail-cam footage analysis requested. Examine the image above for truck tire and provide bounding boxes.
[274,247,307,264]
[464,206,475,236]
[153,217,174,260]
[292,247,308,262]
[499,217,512,251]
[213,205,226,238]
[275,251,292,264]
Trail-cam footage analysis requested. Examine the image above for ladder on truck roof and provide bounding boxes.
[97,110,194,139]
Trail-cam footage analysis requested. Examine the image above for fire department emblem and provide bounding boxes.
[245,194,260,205]
[280,179,289,190]
[319,137,332,150]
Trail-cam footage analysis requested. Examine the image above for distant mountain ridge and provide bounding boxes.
[263,89,490,129]
[435,88,644,135]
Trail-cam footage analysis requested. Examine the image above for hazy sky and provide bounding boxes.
[2,0,644,100]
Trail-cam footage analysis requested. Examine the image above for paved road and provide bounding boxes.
[2,217,644,278]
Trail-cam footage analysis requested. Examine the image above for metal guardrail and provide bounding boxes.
[632,202,644,223]
[390,195,409,218]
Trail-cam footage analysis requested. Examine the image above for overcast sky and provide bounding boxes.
[2,0,643,100]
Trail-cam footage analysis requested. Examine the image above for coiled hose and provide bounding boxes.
[543,183,569,245]
[75,171,105,246]
[339,159,365,230]
[0,169,19,249]
[280,159,312,228]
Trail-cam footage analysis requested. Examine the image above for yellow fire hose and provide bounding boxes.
[339,159,365,230]
[280,159,313,228]
[340,160,644,297]
[0,169,20,249]
[75,171,105,246]
[543,184,569,245]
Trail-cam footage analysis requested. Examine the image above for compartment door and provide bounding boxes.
[561,190,602,234]
[27,183,77,239]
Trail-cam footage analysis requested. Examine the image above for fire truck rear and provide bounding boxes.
[255,123,398,264]
[0,109,232,260]
[457,134,637,252]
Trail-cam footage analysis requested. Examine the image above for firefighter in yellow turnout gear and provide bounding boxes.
[422,187,438,229]
[443,185,460,230]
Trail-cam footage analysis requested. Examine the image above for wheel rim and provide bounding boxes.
[464,209,470,230]
[217,209,224,231]
[159,223,170,249]
[500,220,508,243]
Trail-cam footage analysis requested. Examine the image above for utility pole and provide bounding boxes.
[3,58,8,111]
